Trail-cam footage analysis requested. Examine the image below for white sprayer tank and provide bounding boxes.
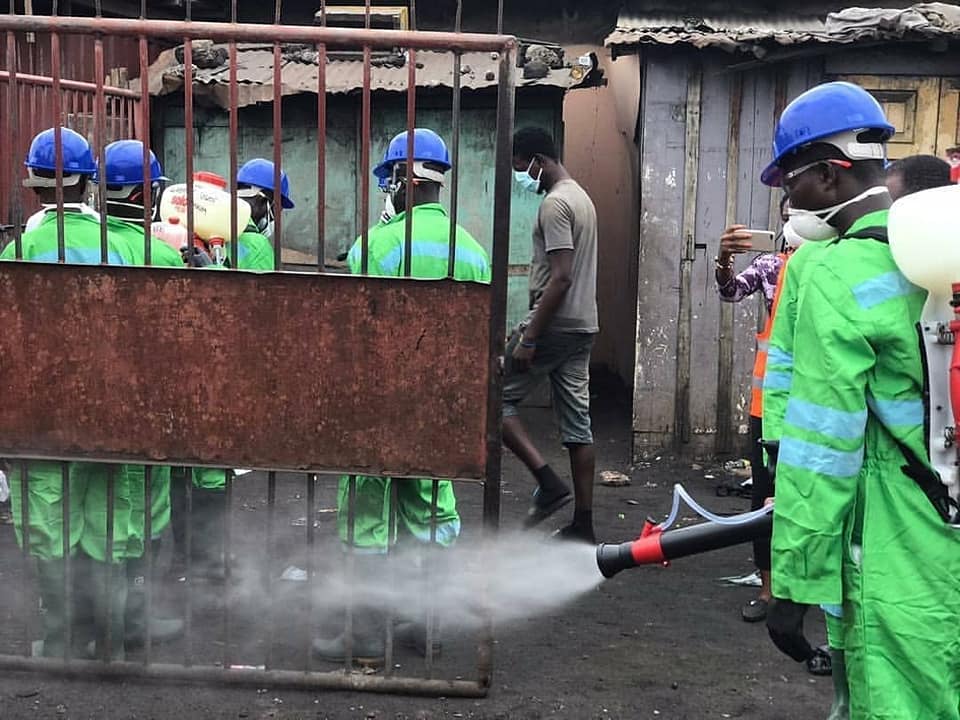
[158,171,250,242]
[889,184,960,301]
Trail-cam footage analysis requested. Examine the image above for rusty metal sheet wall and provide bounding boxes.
[0,263,491,478]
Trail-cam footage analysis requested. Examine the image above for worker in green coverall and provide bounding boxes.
[1,128,142,660]
[760,82,960,719]
[312,129,490,666]
[166,159,293,580]
[92,139,185,648]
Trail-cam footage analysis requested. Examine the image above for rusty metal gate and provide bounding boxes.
[0,0,514,698]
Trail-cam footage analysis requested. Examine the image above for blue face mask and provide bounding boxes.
[514,157,542,194]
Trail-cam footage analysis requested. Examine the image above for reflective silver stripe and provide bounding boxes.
[756,340,769,352]
[752,377,764,389]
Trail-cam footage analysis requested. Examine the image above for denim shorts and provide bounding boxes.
[502,328,595,445]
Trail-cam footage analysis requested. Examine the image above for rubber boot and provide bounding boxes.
[124,548,184,650]
[826,649,850,720]
[394,545,444,658]
[167,468,188,581]
[87,560,128,661]
[33,558,68,658]
[190,487,227,582]
[312,556,385,666]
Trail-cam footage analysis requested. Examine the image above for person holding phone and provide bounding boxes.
[715,197,790,624]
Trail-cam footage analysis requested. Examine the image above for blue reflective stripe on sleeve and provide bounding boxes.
[851,271,921,310]
[779,437,864,478]
[764,370,793,391]
[784,398,867,441]
[767,347,794,367]
[379,241,489,277]
[30,248,127,265]
[867,394,925,428]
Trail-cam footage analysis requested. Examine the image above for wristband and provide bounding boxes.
[714,255,734,271]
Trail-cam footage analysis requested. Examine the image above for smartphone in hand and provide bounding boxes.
[743,230,777,254]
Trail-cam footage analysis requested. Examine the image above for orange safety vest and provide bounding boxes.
[750,253,789,419]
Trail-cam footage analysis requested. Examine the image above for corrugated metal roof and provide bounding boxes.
[606,2,960,54]
[146,42,576,108]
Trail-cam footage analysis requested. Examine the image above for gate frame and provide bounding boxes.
[0,10,516,698]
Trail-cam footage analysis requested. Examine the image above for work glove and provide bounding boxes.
[766,598,814,662]
[181,246,213,268]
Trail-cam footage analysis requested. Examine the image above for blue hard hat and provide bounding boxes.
[93,139,166,185]
[237,158,294,209]
[761,82,895,187]
[373,128,451,188]
[24,127,96,175]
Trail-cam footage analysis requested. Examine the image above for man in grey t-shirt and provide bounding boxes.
[503,127,599,543]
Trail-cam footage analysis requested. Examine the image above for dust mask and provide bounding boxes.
[787,186,889,242]
[782,220,805,249]
[256,201,275,240]
[514,158,542,194]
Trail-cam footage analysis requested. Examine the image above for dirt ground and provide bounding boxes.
[0,397,831,720]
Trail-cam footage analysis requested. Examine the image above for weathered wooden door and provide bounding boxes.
[835,74,960,159]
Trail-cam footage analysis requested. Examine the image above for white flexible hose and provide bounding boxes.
[657,483,773,532]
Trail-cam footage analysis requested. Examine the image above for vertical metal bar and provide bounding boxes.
[6,16,21,257]
[316,3,326,274]
[94,35,107,263]
[139,31,153,251]
[228,0,238,269]
[103,466,115,662]
[265,471,276,670]
[716,73,742,455]
[305,473,316,672]
[183,13,195,258]
[402,45,416,278]
[61,462,71,661]
[271,35,282,271]
[344,476,356,669]
[674,64,702,447]
[50,32,65,260]
[479,44,516,691]
[143,465,153,665]
[497,0,504,34]
[183,468,193,667]
[222,469,232,668]
[383,479,398,676]
[447,0,462,278]
[19,461,30,657]
[424,479,439,676]
[359,0,371,274]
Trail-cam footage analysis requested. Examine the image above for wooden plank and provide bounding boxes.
[714,71,742,455]
[936,77,960,156]
[631,51,689,459]
[674,63,702,447]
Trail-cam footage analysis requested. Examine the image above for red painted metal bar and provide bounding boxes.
[50,31,65,260]
[18,461,30,657]
[143,465,153,665]
[448,0,463,278]
[103,466,115,661]
[271,19,281,270]
[358,4,371,274]
[183,34,195,255]
[304,472,317,671]
[0,15,514,52]
[264,471,277,670]
[344,476,357,670]
[0,70,139,98]
[6,18,21,256]
[316,0,326,274]
[94,35,107,263]
[139,33,152,256]
[228,30,238,268]
[403,49,416,278]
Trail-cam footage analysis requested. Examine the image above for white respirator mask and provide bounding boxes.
[787,185,889,242]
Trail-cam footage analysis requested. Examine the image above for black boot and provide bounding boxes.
[124,546,184,650]
[312,555,385,666]
[33,558,68,658]
[167,468,188,581]
[190,487,228,582]
[87,560,127,661]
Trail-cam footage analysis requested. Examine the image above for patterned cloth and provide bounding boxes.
[717,252,784,313]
